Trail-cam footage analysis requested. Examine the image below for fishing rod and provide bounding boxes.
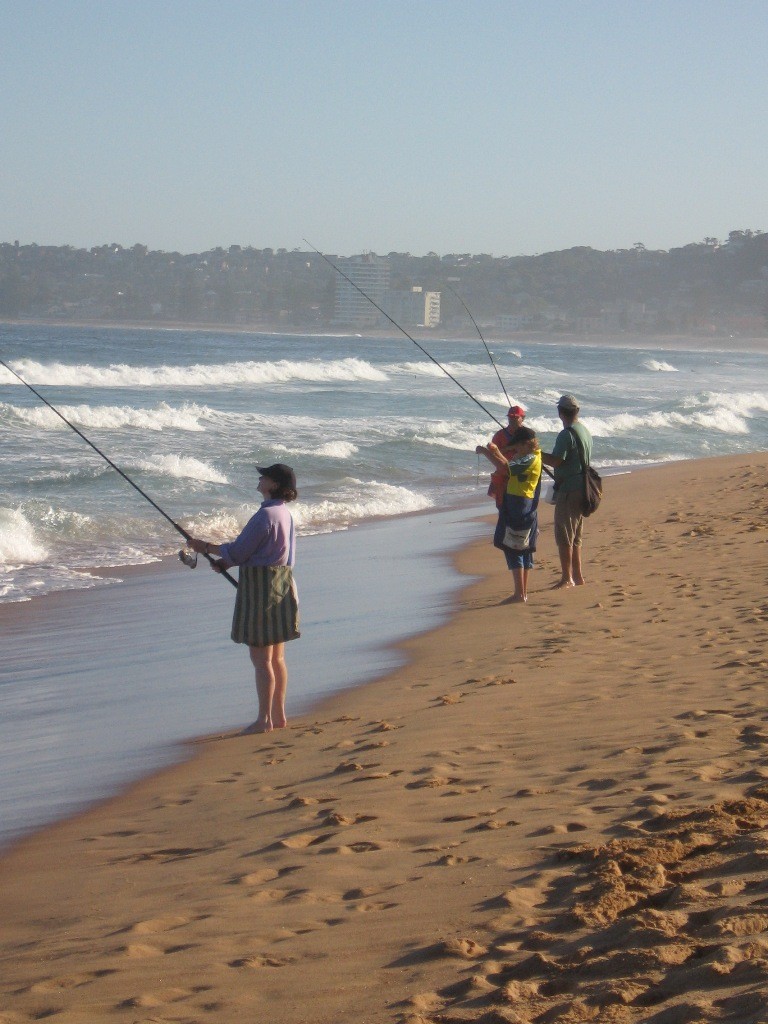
[446,282,511,406]
[445,285,553,483]
[0,357,238,588]
[304,240,505,430]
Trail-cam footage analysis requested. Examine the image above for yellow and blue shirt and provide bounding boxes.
[505,450,542,499]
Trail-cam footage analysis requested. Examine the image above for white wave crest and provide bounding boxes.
[1,401,210,432]
[7,357,388,389]
[313,441,359,459]
[394,361,485,378]
[579,409,750,436]
[420,421,490,451]
[642,359,679,372]
[0,508,49,564]
[179,509,244,541]
[133,455,229,483]
[683,391,768,415]
[293,482,432,533]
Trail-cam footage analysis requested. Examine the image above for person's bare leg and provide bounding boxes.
[522,566,530,601]
[554,542,575,588]
[510,567,525,602]
[246,645,274,733]
[269,643,288,728]
[572,545,586,585]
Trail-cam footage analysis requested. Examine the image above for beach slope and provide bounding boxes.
[1,452,767,1024]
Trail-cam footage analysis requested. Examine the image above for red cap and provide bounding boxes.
[507,406,526,418]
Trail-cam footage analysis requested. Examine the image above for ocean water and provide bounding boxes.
[2,324,767,603]
[0,324,767,847]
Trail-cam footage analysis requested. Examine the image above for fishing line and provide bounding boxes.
[304,240,505,429]
[0,357,238,588]
[446,282,511,406]
[442,286,557,481]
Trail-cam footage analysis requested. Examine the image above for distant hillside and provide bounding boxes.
[1,230,766,337]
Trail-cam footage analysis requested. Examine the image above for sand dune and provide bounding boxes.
[0,452,766,1023]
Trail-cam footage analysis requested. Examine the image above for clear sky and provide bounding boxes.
[2,0,766,257]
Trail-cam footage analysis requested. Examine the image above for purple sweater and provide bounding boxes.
[219,499,296,568]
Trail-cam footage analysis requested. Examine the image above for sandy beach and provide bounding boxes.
[1,451,767,1024]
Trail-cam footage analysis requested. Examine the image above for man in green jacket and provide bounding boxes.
[542,394,592,588]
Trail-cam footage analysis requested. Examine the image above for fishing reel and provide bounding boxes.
[178,548,198,569]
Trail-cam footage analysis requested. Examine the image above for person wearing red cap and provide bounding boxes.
[486,406,526,508]
[189,463,300,733]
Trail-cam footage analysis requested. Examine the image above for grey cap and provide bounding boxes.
[557,394,579,412]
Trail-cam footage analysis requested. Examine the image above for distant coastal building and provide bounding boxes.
[332,255,441,328]
[332,254,391,327]
[385,286,441,328]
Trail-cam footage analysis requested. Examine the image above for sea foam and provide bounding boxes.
[1,401,211,432]
[0,508,49,565]
[642,359,679,372]
[7,357,388,389]
[133,455,229,484]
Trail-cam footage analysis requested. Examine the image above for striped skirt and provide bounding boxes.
[231,565,300,647]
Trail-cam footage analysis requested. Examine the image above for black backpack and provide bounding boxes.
[566,427,602,516]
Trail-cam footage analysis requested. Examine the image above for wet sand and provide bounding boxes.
[1,452,767,1024]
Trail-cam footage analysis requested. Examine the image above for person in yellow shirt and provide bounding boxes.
[476,426,542,603]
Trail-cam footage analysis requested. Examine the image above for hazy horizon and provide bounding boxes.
[3,1,766,257]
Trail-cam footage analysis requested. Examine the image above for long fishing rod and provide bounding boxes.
[446,283,511,406]
[304,240,505,430]
[0,357,238,588]
[444,286,553,483]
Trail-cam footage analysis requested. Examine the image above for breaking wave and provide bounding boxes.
[0,401,211,432]
[642,359,679,372]
[132,455,229,484]
[4,357,389,389]
[0,508,49,565]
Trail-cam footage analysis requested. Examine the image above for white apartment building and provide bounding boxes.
[385,286,441,327]
[332,254,391,326]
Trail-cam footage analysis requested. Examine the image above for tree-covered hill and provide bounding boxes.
[1,230,766,336]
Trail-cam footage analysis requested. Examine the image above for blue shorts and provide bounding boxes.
[504,549,533,570]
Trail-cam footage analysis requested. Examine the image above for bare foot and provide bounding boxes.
[501,594,526,604]
[574,576,586,586]
[272,717,288,729]
[241,719,272,735]
[552,578,575,589]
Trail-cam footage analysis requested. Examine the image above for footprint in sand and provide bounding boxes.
[317,809,377,826]
[577,777,621,792]
[230,867,281,885]
[122,941,197,957]
[348,900,399,913]
[334,760,366,773]
[275,832,335,850]
[129,915,195,935]
[331,841,386,854]
[112,844,220,864]
[431,853,481,867]
[228,953,296,968]
[406,775,461,789]
[30,969,117,992]
[247,888,292,904]
[531,822,589,836]
[118,985,207,1008]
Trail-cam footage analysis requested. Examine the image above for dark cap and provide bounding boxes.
[507,405,526,418]
[557,394,579,412]
[257,463,297,490]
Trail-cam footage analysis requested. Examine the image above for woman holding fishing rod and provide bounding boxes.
[188,463,300,735]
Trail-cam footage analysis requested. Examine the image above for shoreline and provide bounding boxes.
[1,451,767,1022]
[0,502,491,849]
[5,315,768,353]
